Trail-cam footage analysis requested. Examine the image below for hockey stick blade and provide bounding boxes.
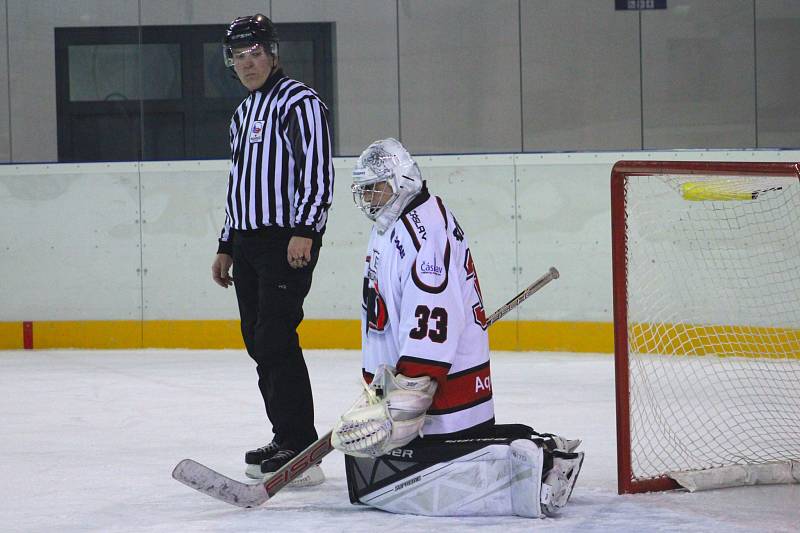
[172,459,267,508]
[172,431,334,508]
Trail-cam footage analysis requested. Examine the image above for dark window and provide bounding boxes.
[55,24,334,162]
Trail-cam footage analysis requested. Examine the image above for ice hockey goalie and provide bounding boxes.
[332,138,584,517]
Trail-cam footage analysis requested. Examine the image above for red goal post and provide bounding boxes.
[611,161,800,495]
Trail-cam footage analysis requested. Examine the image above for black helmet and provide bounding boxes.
[223,14,279,65]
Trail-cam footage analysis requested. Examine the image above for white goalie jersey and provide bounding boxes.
[361,186,494,436]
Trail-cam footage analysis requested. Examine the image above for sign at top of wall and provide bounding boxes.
[615,0,666,10]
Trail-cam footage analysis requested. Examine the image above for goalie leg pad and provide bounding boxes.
[345,435,555,518]
[347,443,518,516]
[509,439,545,518]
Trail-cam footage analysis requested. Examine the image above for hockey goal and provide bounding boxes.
[611,160,800,494]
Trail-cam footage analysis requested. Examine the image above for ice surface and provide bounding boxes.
[1,349,797,532]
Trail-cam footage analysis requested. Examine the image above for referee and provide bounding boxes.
[211,14,333,486]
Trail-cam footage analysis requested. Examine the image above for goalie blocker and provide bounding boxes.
[344,424,583,518]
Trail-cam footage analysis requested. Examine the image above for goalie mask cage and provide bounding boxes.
[611,161,800,494]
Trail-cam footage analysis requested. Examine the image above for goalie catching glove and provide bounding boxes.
[332,365,438,457]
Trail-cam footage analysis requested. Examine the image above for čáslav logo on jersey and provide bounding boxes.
[419,257,443,277]
[408,211,427,241]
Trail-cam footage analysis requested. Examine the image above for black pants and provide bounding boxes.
[233,229,320,451]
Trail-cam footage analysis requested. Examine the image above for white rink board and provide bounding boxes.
[1,150,799,322]
[0,162,142,321]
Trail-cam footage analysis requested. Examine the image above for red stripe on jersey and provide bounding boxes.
[435,196,448,229]
[397,356,450,383]
[429,363,493,413]
[400,216,421,251]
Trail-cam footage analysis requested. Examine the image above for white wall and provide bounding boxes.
[0,162,143,319]
[4,1,800,162]
[1,150,799,323]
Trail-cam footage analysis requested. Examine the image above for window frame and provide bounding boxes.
[55,23,334,162]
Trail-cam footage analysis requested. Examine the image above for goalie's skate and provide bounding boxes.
[540,451,584,517]
[540,432,582,453]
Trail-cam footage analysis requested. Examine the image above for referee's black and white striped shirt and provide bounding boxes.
[217,69,334,254]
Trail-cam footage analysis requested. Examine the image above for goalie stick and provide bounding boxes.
[486,266,559,326]
[172,266,561,508]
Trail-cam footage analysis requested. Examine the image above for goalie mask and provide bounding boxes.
[352,138,423,235]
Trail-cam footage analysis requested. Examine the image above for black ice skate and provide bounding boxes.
[244,440,282,479]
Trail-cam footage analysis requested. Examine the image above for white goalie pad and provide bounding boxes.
[332,365,437,457]
[510,439,546,517]
[348,439,546,517]
[345,425,585,518]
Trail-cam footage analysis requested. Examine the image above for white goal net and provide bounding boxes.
[612,161,800,493]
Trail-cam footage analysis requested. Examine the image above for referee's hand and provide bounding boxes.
[287,236,312,269]
[212,253,234,288]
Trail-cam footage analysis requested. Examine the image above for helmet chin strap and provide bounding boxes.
[266,40,280,77]
[264,53,277,79]
[268,53,279,76]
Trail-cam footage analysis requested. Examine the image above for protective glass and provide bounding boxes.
[223,42,265,68]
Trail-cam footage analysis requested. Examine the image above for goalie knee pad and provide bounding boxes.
[344,427,580,518]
